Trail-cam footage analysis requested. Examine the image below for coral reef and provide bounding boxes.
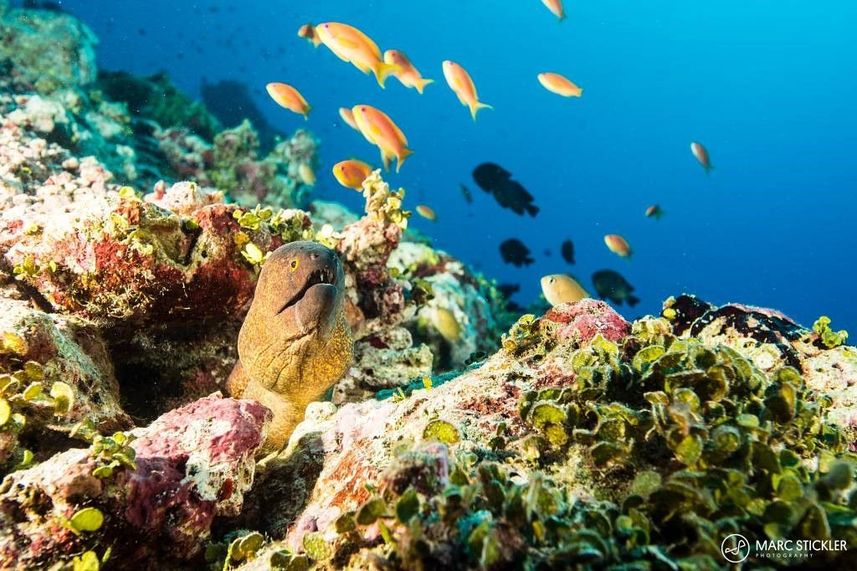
[0,395,269,568]
[3,5,855,571]
[239,299,857,570]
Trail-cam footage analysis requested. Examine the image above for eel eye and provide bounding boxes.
[290,259,299,271]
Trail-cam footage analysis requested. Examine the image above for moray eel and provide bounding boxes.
[227,241,353,452]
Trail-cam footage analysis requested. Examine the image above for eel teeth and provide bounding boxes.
[277,267,336,315]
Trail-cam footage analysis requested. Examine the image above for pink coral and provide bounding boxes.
[545,298,631,343]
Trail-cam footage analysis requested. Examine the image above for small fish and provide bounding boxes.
[541,0,565,20]
[541,274,588,306]
[265,82,311,119]
[298,23,321,47]
[316,22,399,87]
[592,270,639,307]
[561,239,575,264]
[442,60,492,120]
[604,234,632,258]
[645,204,664,219]
[499,238,534,267]
[432,306,462,343]
[352,104,413,172]
[339,107,359,131]
[298,163,316,185]
[690,141,713,173]
[459,183,473,204]
[416,204,437,221]
[537,72,582,97]
[384,49,434,94]
[332,159,373,190]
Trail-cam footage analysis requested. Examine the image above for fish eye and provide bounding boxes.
[290,259,299,271]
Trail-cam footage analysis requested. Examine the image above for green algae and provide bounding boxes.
[813,316,849,349]
[330,318,857,569]
[0,358,75,475]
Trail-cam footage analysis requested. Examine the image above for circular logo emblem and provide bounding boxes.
[721,533,751,563]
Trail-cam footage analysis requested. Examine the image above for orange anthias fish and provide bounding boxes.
[383,50,434,94]
[339,107,358,130]
[416,204,436,221]
[604,234,632,258]
[690,142,713,173]
[316,22,399,87]
[538,72,582,97]
[442,60,492,120]
[541,0,565,20]
[352,104,413,172]
[265,83,311,119]
[332,160,373,190]
[298,23,321,47]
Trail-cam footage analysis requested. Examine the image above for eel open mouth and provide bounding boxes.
[277,266,337,315]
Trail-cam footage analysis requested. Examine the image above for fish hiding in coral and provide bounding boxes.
[499,238,534,267]
[227,241,353,452]
[592,269,640,307]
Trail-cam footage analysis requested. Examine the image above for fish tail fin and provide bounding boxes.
[628,295,640,308]
[415,78,434,94]
[469,101,493,121]
[705,164,714,175]
[374,62,400,88]
[396,148,414,173]
[526,205,539,217]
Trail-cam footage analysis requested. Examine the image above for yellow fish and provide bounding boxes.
[442,60,492,120]
[339,107,358,131]
[432,306,461,343]
[384,49,434,94]
[265,83,311,119]
[416,205,436,221]
[540,274,588,306]
[352,104,413,172]
[316,22,399,88]
[332,160,373,190]
[604,234,632,258]
[298,163,316,185]
[297,23,321,47]
[538,72,582,97]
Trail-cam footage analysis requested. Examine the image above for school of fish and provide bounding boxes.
[267,4,715,313]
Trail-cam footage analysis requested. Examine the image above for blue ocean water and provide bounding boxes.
[59,0,857,331]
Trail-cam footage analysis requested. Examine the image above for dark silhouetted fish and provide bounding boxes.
[499,239,534,267]
[561,240,575,264]
[473,162,512,192]
[472,162,538,216]
[592,270,639,307]
[492,179,539,216]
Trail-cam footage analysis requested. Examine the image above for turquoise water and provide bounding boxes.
[61,0,857,330]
